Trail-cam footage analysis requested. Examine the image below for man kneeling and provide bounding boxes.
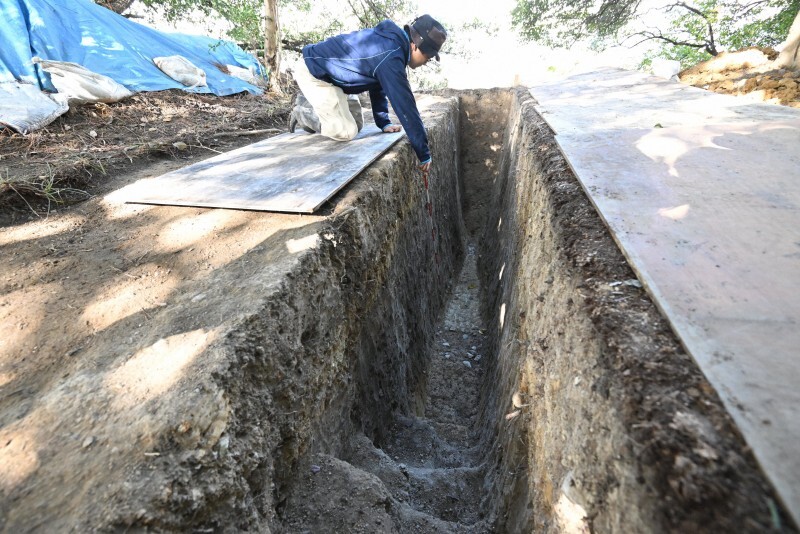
[290,14,447,174]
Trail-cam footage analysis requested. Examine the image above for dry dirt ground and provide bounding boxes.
[0,49,798,531]
[679,47,800,108]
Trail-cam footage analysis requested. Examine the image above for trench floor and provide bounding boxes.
[280,244,493,532]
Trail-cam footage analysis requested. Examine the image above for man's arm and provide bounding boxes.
[368,87,392,130]
[373,56,431,163]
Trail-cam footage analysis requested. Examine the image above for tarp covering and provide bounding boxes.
[0,0,263,96]
[0,0,265,95]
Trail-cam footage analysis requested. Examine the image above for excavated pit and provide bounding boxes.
[1,88,794,533]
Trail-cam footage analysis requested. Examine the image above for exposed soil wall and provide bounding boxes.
[477,87,794,532]
[0,96,465,532]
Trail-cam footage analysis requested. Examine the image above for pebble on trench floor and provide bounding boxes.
[463,361,472,368]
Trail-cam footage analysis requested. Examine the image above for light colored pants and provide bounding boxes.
[292,58,362,141]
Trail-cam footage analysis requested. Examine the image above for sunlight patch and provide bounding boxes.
[0,426,40,493]
[106,329,214,408]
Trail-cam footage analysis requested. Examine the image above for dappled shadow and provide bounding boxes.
[0,186,337,525]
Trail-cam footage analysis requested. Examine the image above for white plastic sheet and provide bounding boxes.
[0,82,68,134]
[154,56,207,88]
[33,57,134,105]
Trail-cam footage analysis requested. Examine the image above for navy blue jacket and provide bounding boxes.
[302,20,431,163]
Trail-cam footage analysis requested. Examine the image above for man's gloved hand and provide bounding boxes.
[383,124,402,133]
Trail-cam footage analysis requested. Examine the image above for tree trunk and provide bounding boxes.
[775,10,800,69]
[264,0,282,93]
[96,0,134,14]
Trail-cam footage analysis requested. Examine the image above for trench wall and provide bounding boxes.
[476,87,791,532]
[186,96,465,531]
[0,96,464,533]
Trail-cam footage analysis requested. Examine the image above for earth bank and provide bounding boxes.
[0,86,795,532]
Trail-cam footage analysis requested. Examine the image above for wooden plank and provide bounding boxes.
[556,113,800,516]
[117,125,403,213]
[531,69,800,523]
[531,67,800,135]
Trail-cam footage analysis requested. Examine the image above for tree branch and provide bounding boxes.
[672,2,718,55]
[630,29,707,50]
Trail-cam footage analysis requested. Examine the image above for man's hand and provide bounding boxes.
[419,160,431,173]
[383,124,402,133]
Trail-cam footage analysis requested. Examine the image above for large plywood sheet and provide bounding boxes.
[116,125,403,213]
[531,69,800,523]
[531,68,800,135]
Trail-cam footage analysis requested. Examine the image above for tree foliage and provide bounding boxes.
[634,0,800,66]
[512,0,800,65]
[511,0,641,46]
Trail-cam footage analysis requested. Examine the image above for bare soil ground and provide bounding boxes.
[0,89,291,224]
[679,47,800,107]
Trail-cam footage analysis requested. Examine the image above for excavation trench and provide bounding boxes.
[1,88,792,532]
[270,88,792,533]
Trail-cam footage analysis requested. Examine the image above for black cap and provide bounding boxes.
[405,15,447,61]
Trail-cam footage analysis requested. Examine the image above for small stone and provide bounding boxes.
[474,355,482,362]
[463,361,472,368]
[574,376,582,386]
[82,436,95,449]
[218,436,230,458]
[471,346,477,351]
[89,130,97,138]
[444,353,451,359]
[462,334,469,340]
[442,342,450,348]
[310,465,321,474]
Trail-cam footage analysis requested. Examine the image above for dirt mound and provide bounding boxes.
[680,47,800,108]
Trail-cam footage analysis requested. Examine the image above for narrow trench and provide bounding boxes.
[279,245,494,533]
[278,92,506,533]
[379,242,489,530]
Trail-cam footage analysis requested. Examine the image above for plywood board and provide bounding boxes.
[117,125,403,213]
[531,69,800,523]
[531,67,800,135]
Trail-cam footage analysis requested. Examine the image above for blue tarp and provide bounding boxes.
[0,0,265,95]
